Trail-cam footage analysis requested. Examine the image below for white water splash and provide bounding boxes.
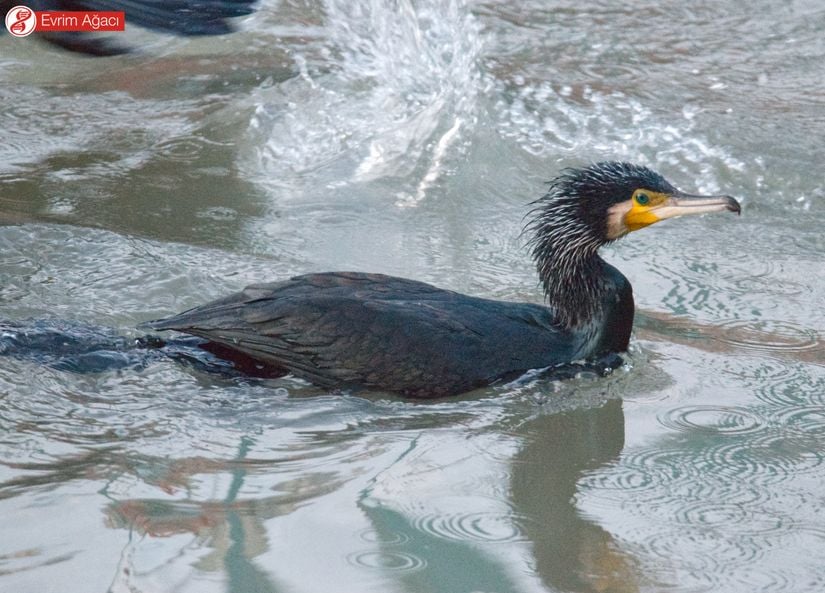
[246,0,484,203]
[494,79,747,193]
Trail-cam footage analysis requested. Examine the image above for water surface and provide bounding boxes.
[1,1,824,592]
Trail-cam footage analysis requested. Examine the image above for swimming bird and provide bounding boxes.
[142,162,741,398]
[1,0,256,55]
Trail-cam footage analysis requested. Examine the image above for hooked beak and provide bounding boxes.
[619,191,742,235]
[655,191,742,219]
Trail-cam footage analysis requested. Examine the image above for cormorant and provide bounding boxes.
[1,0,256,55]
[143,162,741,398]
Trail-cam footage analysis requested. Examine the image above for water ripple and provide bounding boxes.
[719,354,796,386]
[772,406,825,437]
[723,565,794,593]
[658,404,767,436]
[754,364,825,407]
[706,435,823,486]
[642,530,724,588]
[682,476,772,508]
[674,501,785,537]
[587,448,697,494]
[584,442,796,516]
[347,550,426,572]
[358,527,410,546]
[716,319,822,354]
[411,510,527,543]
[153,135,215,163]
[641,528,801,592]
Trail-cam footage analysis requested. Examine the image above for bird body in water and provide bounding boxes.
[143,162,741,398]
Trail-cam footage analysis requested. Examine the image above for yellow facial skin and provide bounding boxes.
[606,188,741,240]
[624,189,671,232]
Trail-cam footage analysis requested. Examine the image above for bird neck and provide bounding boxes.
[536,249,611,330]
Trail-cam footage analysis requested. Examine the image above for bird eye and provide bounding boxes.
[635,193,650,205]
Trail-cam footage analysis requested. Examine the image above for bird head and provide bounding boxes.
[527,161,741,262]
[526,161,741,328]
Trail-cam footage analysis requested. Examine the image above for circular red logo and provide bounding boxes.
[5,5,36,37]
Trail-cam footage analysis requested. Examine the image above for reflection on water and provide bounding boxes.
[2,0,825,591]
[512,399,639,593]
[86,390,634,593]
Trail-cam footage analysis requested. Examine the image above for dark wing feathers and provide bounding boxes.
[142,272,575,397]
